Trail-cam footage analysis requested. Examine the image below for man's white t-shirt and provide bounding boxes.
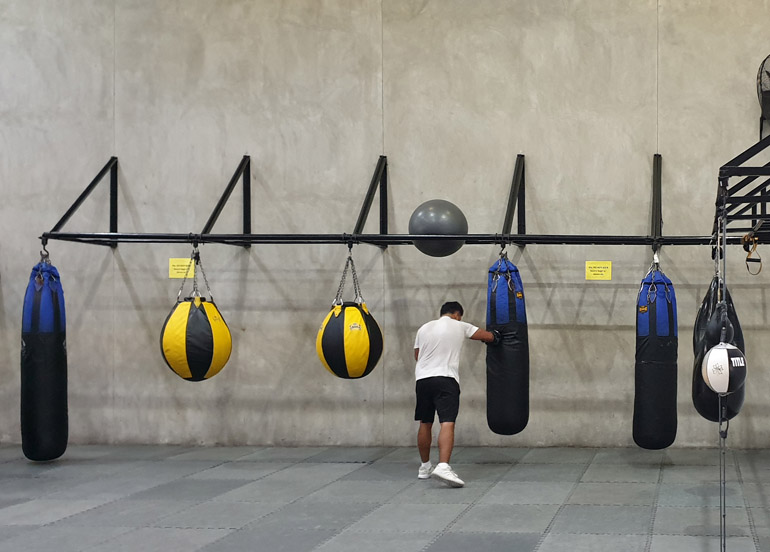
[414,316,479,383]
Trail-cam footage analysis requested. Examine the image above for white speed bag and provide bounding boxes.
[701,342,747,395]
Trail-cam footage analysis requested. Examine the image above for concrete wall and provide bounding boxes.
[1,0,769,448]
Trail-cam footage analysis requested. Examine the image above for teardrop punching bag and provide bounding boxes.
[21,260,68,461]
[160,248,232,382]
[316,250,383,379]
[633,266,677,450]
[692,276,745,421]
[485,254,529,435]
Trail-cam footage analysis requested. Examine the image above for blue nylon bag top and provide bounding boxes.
[487,257,526,326]
[636,269,676,338]
[22,262,66,334]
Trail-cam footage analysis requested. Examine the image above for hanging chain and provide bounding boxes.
[197,251,214,302]
[349,254,363,303]
[333,248,364,305]
[175,246,214,302]
[175,248,196,302]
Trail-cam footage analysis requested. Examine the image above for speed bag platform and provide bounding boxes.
[21,261,68,461]
[160,296,232,382]
[691,277,745,422]
[633,268,678,450]
[486,256,529,435]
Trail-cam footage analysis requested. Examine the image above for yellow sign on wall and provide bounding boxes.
[585,261,612,281]
[169,258,195,279]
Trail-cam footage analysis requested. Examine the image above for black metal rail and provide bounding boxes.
[41,151,748,251]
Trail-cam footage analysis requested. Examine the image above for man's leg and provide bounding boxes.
[437,422,455,464]
[418,422,433,462]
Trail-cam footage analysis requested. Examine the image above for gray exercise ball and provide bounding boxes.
[408,199,468,257]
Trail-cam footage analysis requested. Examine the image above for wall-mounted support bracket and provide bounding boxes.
[352,155,388,248]
[201,155,251,248]
[501,154,525,247]
[47,157,119,248]
[651,153,663,253]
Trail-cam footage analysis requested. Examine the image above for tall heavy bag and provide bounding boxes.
[316,251,383,379]
[692,276,745,421]
[160,248,232,382]
[485,253,529,435]
[21,260,68,461]
[633,267,678,450]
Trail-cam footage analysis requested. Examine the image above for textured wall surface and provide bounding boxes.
[1,0,769,448]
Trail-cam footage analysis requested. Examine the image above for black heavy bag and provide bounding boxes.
[692,276,745,422]
[633,267,678,450]
[486,254,529,435]
[20,261,68,461]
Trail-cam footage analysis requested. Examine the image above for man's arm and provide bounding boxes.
[471,329,498,343]
[414,348,419,361]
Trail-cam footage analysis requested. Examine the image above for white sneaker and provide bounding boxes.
[431,462,464,487]
[418,462,433,479]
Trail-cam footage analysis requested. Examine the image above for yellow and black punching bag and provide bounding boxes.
[161,296,232,382]
[316,301,383,379]
[316,250,383,379]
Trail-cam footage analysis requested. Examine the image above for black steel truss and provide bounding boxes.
[41,152,737,251]
[716,133,770,243]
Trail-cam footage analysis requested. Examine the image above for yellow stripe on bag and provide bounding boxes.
[162,301,193,379]
[344,306,370,378]
[202,302,232,379]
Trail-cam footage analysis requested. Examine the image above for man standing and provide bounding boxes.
[414,301,499,487]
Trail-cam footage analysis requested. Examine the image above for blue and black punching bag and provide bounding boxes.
[633,266,678,450]
[485,253,529,435]
[21,259,68,461]
[692,276,745,422]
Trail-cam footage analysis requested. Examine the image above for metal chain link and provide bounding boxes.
[333,250,364,305]
[175,248,196,302]
[175,246,214,303]
[349,254,363,303]
[197,252,214,303]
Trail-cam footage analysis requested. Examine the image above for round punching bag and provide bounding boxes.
[485,254,529,435]
[702,343,746,396]
[316,301,383,379]
[632,267,677,450]
[21,260,68,461]
[692,277,745,422]
[160,296,232,382]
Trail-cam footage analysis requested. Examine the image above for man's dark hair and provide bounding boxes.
[440,301,464,317]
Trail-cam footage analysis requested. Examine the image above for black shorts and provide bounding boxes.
[414,376,461,424]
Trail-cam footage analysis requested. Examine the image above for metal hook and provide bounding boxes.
[39,240,51,264]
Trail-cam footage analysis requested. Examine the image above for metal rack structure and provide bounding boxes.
[41,144,770,252]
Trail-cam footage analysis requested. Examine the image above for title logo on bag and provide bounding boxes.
[516,292,523,299]
[639,306,648,313]
[349,323,362,331]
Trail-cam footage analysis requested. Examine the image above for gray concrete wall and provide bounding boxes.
[1,0,769,448]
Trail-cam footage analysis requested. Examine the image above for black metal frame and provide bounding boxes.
[201,155,251,247]
[47,157,119,248]
[716,133,770,242]
[42,152,731,251]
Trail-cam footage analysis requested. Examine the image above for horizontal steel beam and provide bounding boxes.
[41,231,739,247]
